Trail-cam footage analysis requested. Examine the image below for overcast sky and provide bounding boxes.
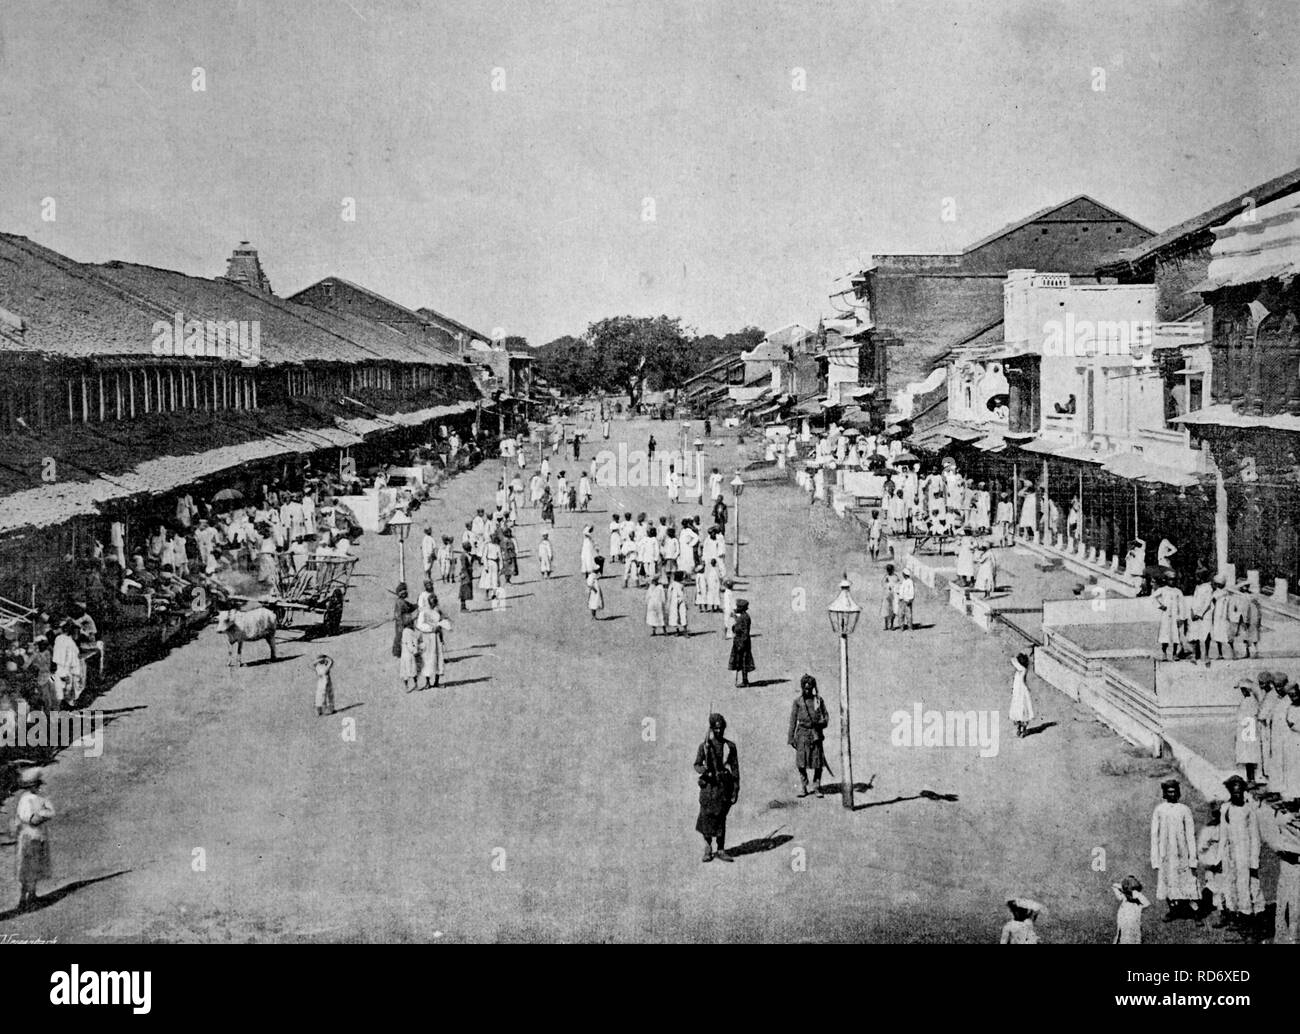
[2,0,1297,345]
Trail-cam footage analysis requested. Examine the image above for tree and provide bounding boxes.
[586,315,690,409]
[502,334,530,351]
[533,321,766,402]
[533,334,597,397]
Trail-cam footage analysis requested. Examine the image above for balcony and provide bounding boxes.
[1042,412,1078,434]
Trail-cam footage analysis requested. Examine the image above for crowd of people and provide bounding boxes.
[394,422,761,692]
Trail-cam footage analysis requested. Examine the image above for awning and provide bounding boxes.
[793,396,826,416]
[1014,438,1104,462]
[1173,403,1300,433]
[973,433,1007,453]
[944,424,982,442]
[840,405,873,428]
[1100,452,1202,487]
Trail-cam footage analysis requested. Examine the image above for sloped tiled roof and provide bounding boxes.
[0,233,172,359]
[1097,167,1300,275]
[94,262,447,367]
[0,233,461,367]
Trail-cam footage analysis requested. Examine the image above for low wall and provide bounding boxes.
[1155,656,1300,719]
[1042,596,1159,628]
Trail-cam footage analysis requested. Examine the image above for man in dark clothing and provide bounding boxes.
[712,496,729,531]
[788,674,829,797]
[648,435,657,462]
[728,599,754,687]
[694,713,740,862]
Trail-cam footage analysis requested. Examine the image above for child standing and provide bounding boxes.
[1196,803,1224,924]
[313,654,336,716]
[721,578,736,639]
[586,569,604,619]
[867,509,882,561]
[437,535,453,583]
[537,531,554,578]
[999,898,1041,943]
[399,617,420,693]
[1009,652,1034,738]
[1112,876,1150,943]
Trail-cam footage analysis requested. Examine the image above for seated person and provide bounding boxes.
[70,603,98,645]
[120,560,151,598]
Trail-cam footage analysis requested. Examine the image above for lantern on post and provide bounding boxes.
[827,575,862,809]
[731,474,745,575]
[389,510,413,586]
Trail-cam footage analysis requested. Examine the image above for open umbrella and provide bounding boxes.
[212,488,244,503]
[892,451,919,464]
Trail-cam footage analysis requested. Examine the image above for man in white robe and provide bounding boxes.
[1150,778,1198,919]
[1217,775,1264,930]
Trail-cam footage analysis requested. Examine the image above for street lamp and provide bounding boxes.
[389,510,412,586]
[693,437,704,485]
[731,474,744,576]
[827,575,862,809]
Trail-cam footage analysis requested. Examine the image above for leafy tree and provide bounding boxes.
[533,321,766,402]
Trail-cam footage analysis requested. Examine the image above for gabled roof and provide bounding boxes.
[683,352,746,386]
[0,232,173,359]
[0,233,463,368]
[287,276,467,362]
[416,305,492,344]
[94,262,448,367]
[961,195,1155,255]
[1097,166,1300,275]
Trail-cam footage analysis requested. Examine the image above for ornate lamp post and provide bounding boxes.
[731,474,744,575]
[389,511,412,586]
[827,575,862,809]
[693,437,704,486]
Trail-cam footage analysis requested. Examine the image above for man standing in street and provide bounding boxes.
[695,713,740,863]
[788,674,829,797]
[11,766,54,911]
[895,569,916,631]
[421,526,437,580]
[1150,778,1199,921]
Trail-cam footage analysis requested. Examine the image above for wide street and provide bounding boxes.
[0,417,1206,943]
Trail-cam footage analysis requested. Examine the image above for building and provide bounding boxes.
[0,236,482,602]
[681,352,747,415]
[288,276,532,435]
[850,196,1155,406]
[1177,189,1300,597]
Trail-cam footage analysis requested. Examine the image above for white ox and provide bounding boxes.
[215,606,278,666]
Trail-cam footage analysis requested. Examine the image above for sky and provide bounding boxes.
[2,0,1297,345]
